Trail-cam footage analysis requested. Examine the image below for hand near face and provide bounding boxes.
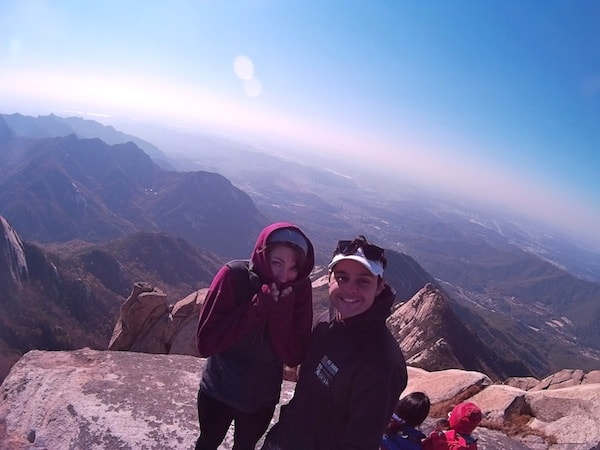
[280,285,293,298]
[270,282,293,302]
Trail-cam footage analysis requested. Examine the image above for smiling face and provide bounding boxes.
[268,244,300,284]
[328,259,384,319]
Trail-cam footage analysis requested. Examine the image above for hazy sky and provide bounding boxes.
[1,1,599,250]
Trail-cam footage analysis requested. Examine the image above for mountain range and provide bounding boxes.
[0,112,599,383]
[0,217,225,381]
[0,114,266,257]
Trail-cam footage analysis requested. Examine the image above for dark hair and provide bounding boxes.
[333,235,387,269]
[385,392,431,434]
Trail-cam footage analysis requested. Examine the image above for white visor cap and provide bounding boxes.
[327,246,384,277]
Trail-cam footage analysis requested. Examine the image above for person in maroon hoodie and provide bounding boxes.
[195,222,315,450]
[261,235,407,450]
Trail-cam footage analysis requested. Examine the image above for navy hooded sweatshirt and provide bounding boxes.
[262,284,408,450]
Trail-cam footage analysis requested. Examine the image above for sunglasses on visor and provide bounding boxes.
[334,238,387,268]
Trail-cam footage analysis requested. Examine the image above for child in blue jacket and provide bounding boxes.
[382,391,431,450]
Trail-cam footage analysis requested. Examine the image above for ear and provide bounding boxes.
[327,270,336,287]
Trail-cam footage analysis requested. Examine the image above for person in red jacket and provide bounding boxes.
[422,402,482,450]
[261,235,407,450]
[195,222,315,450]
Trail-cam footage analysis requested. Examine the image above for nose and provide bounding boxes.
[341,282,358,295]
[274,268,289,284]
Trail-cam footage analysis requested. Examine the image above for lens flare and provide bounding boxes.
[233,55,254,80]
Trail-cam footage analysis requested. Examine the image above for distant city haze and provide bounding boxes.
[1,1,599,251]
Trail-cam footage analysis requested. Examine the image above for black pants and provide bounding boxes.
[195,389,276,450]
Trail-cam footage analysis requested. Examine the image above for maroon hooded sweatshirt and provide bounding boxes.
[197,222,314,413]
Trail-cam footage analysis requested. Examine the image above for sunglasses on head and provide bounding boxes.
[334,237,387,268]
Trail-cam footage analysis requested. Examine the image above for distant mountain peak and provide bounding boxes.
[0,116,15,143]
[388,283,519,380]
[388,283,457,363]
[0,215,28,291]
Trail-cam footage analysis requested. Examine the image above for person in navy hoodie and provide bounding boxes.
[381,392,431,450]
[195,222,315,450]
[261,235,407,450]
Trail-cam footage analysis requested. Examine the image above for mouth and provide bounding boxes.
[340,297,361,304]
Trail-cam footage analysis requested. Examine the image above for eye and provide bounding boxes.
[334,274,349,283]
[357,278,373,288]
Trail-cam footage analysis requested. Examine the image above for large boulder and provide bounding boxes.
[108,283,205,356]
[404,366,492,404]
[0,349,203,449]
[504,376,540,391]
[468,384,528,423]
[526,384,600,448]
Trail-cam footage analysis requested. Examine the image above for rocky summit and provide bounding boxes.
[1,348,600,449]
[0,216,28,293]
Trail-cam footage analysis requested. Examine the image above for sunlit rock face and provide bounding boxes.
[0,349,293,450]
[0,349,205,449]
[0,215,28,292]
[108,282,205,357]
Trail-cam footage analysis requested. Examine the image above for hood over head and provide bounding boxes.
[249,222,315,285]
[449,402,482,435]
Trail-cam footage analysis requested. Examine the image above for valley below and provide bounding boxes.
[1,112,599,383]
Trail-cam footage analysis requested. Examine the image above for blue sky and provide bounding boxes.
[1,1,599,250]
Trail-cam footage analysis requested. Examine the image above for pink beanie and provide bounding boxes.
[449,402,482,435]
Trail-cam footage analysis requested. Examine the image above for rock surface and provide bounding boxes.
[108,281,521,381]
[0,215,28,292]
[108,283,204,357]
[2,349,600,449]
[505,369,600,392]
[0,349,203,449]
[0,348,296,450]
[388,283,532,381]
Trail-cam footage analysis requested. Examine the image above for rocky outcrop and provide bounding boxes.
[531,369,600,391]
[108,281,517,382]
[1,348,599,450]
[393,366,600,449]
[505,376,541,391]
[388,283,522,380]
[0,349,204,450]
[405,366,492,403]
[0,215,28,293]
[505,369,600,391]
[108,282,205,356]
